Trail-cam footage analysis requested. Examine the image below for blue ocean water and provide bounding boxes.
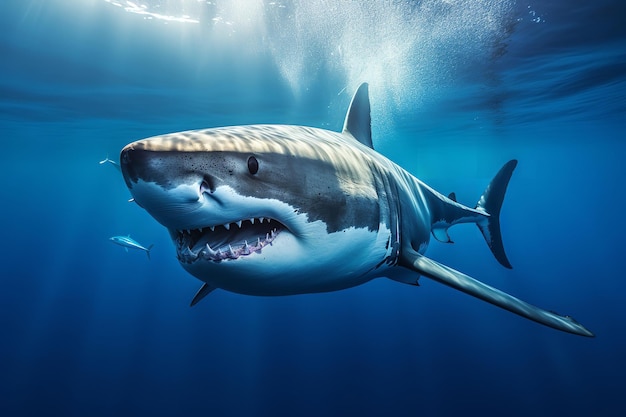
[1,0,625,416]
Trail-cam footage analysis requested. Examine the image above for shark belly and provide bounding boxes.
[182,220,394,296]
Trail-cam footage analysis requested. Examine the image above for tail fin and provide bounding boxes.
[476,160,517,269]
[146,244,154,260]
[99,154,121,171]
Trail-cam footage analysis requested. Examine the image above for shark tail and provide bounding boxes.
[476,160,517,269]
[146,244,154,260]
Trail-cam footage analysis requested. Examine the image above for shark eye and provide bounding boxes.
[247,155,259,175]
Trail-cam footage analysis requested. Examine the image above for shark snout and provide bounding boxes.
[120,142,198,190]
[119,143,145,188]
[119,142,204,226]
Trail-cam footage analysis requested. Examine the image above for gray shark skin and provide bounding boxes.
[119,83,593,337]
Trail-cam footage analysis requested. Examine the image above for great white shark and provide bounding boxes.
[119,83,593,337]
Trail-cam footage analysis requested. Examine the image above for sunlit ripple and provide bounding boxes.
[104,0,201,23]
[100,0,515,126]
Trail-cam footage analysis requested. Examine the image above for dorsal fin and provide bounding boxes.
[342,83,373,149]
[448,192,457,202]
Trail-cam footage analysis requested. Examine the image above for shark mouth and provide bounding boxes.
[174,217,283,264]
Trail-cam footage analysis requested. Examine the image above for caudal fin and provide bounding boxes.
[146,244,154,260]
[476,160,517,269]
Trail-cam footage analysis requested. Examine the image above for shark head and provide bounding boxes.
[120,121,395,295]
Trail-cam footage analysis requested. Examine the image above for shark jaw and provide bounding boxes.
[164,192,388,295]
[126,178,388,295]
[131,180,305,268]
[173,216,283,263]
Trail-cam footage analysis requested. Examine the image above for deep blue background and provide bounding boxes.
[1,1,625,416]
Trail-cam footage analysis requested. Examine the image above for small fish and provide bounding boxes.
[109,235,154,260]
[99,155,121,171]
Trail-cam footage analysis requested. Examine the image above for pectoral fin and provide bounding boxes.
[432,225,453,243]
[400,250,594,337]
[190,283,217,307]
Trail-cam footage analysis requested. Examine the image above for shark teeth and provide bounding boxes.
[175,219,282,264]
[195,233,275,262]
[177,218,276,237]
[242,241,251,255]
[204,243,216,257]
[177,246,199,264]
